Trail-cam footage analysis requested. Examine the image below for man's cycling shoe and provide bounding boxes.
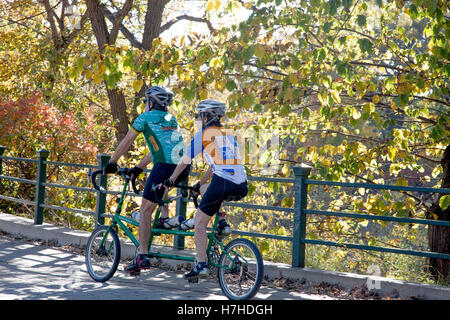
[216,219,231,236]
[184,262,208,279]
[157,216,185,229]
[156,217,169,229]
[125,254,150,273]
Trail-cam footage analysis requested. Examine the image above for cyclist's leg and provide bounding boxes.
[184,176,224,278]
[144,163,175,224]
[157,164,190,221]
[217,178,248,235]
[138,163,168,253]
[125,198,157,273]
[199,183,209,195]
[198,182,228,222]
[195,176,224,257]
[193,208,212,263]
[138,198,158,254]
[183,207,215,278]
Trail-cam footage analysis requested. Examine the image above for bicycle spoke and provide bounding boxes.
[85,226,120,282]
[218,239,263,300]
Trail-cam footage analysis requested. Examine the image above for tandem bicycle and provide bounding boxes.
[85,167,264,300]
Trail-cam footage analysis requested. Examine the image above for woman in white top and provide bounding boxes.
[161,99,248,279]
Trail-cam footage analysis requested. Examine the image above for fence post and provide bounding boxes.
[292,163,312,267]
[0,145,5,176]
[34,149,50,225]
[174,185,187,250]
[95,153,110,226]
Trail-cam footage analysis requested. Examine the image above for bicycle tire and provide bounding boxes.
[218,238,263,300]
[85,225,121,282]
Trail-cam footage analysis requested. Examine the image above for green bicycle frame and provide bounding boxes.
[100,179,236,271]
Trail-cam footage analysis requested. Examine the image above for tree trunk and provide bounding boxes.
[427,144,450,281]
[85,0,129,142]
[142,0,168,51]
[85,0,168,143]
[106,88,130,142]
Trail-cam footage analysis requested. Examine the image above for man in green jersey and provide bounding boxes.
[103,86,190,273]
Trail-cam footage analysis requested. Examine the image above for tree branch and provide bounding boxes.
[41,0,60,47]
[349,60,407,73]
[99,2,142,49]
[108,0,133,45]
[244,62,288,77]
[160,14,215,34]
[86,0,111,52]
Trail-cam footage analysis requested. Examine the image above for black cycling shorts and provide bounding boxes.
[142,162,190,203]
[199,174,248,216]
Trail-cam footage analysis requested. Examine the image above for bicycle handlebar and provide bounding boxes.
[88,168,198,207]
[151,183,199,208]
[89,168,141,195]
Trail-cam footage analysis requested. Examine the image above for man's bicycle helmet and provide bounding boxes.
[196,99,226,118]
[145,86,173,111]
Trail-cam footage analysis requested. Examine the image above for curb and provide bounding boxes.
[0,212,449,300]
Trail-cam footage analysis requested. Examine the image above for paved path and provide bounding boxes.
[0,234,335,300]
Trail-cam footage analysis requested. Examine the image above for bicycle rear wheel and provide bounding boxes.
[85,225,121,282]
[218,238,263,300]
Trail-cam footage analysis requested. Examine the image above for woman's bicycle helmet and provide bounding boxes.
[196,99,226,118]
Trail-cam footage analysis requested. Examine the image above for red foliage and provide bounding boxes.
[0,92,98,163]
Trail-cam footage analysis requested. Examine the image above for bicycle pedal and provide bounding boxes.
[127,269,141,277]
[187,276,199,284]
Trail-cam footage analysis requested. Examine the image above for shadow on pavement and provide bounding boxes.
[0,234,330,300]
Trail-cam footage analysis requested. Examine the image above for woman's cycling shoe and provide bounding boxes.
[184,262,209,279]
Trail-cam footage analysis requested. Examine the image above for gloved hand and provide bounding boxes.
[129,166,143,178]
[162,178,174,188]
[103,162,118,174]
[192,182,201,195]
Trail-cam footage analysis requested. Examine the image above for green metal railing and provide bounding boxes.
[1,145,449,267]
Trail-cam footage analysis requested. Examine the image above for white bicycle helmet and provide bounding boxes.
[196,99,226,118]
[145,86,173,110]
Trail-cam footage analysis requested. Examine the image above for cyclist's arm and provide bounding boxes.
[168,131,201,184]
[109,129,139,163]
[169,154,191,183]
[136,152,152,169]
[199,166,213,186]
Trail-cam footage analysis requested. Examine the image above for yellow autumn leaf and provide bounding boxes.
[205,0,221,11]
[215,79,225,91]
[331,90,341,103]
[372,94,381,103]
[209,57,222,68]
[199,89,208,100]
[396,177,408,186]
[179,35,185,46]
[289,73,298,84]
[254,44,265,59]
[206,0,216,11]
[92,73,103,84]
[132,79,144,93]
[97,63,106,76]
[390,100,397,110]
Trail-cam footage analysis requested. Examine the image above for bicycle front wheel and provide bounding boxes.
[218,238,263,300]
[85,225,121,282]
